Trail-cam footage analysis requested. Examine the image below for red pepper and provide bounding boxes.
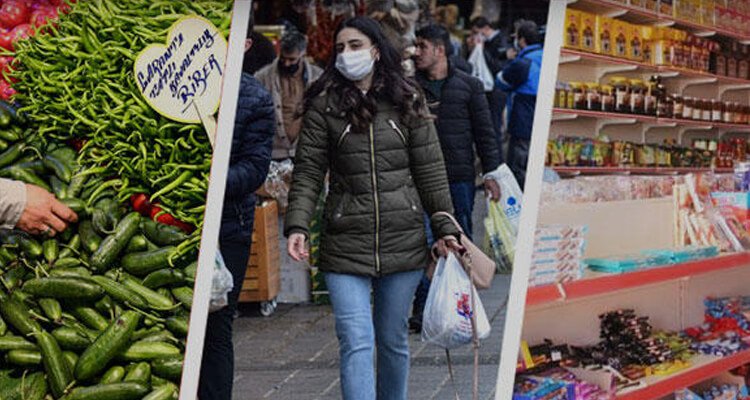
[149,204,194,234]
[130,193,151,215]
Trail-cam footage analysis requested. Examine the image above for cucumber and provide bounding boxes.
[58,234,80,259]
[90,213,141,271]
[100,365,125,384]
[124,361,151,385]
[63,351,79,374]
[120,341,180,361]
[119,276,173,309]
[124,235,148,254]
[0,314,6,336]
[3,233,43,259]
[36,330,73,399]
[171,287,193,309]
[49,267,91,279]
[2,166,52,192]
[121,247,176,276]
[70,306,109,331]
[50,175,68,199]
[142,269,184,289]
[61,198,87,217]
[138,330,177,344]
[94,296,113,317]
[0,293,42,335]
[38,298,63,323]
[0,335,37,351]
[67,173,88,199]
[87,276,148,309]
[62,382,149,400]
[149,374,169,388]
[6,349,41,366]
[53,257,82,269]
[43,239,59,264]
[142,383,176,400]
[23,278,104,300]
[142,219,189,246]
[43,154,73,183]
[52,327,92,351]
[1,266,26,291]
[74,311,140,381]
[0,142,24,169]
[151,357,183,380]
[132,327,162,341]
[164,316,188,338]
[78,220,102,254]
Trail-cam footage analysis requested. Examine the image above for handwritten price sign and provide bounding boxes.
[134,16,227,143]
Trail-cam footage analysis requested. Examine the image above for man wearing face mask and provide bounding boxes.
[256,30,323,161]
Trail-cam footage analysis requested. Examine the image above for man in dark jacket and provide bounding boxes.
[409,24,501,331]
[198,15,275,400]
[496,19,543,190]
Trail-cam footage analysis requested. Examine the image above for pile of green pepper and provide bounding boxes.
[6,0,232,232]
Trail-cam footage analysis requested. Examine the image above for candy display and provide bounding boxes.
[676,383,747,400]
[585,245,719,273]
[513,376,575,400]
[530,225,586,287]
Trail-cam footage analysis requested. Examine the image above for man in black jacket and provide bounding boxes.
[198,14,275,400]
[409,24,501,331]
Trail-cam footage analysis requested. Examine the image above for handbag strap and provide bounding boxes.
[432,211,465,234]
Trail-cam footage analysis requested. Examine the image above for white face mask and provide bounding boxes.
[335,48,375,81]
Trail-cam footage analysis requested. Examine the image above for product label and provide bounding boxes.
[134,16,228,125]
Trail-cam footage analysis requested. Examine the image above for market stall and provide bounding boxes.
[0,0,232,398]
[514,1,750,399]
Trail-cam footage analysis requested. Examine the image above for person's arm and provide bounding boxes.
[468,77,501,174]
[284,106,329,239]
[225,82,275,199]
[496,57,532,92]
[0,178,26,229]
[407,118,460,241]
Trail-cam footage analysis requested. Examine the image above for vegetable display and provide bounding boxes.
[0,0,233,398]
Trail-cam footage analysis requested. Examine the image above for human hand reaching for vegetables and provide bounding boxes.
[288,233,309,261]
[16,184,77,237]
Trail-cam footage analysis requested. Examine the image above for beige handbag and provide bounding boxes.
[428,211,496,290]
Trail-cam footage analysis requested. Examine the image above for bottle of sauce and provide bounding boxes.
[630,79,645,114]
[611,77,630,113]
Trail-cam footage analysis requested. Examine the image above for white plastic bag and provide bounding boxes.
[421,253,491,349]
[485,164,523,232]
[468,43,494,91]
[209,249,234,313]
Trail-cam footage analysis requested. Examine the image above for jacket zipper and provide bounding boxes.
[369,123,381,274]
[337,124,352,147]
[388,119,406,145]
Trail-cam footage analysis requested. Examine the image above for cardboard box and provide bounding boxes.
[596,15,615,55]
[580,11,597,52]
[613,20,630,59]
[564,9,581,49]
[641,26,654,64]
[629,23,645,61]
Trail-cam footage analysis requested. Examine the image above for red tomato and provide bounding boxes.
[0,29,12,51]
[0,56,12,75]
[0,1,30,30]
[9,24,33,49]
[30,7,57,27]
[0,80,16,101]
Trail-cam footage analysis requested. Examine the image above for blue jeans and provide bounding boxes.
[325,269,423,400]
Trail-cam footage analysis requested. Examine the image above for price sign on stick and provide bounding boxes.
[133,15,228,147]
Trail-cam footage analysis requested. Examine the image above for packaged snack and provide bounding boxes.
[613,20,630,59]
[564,9,581,49]
[596,15,615,55]
[629,23,644,61]
[580,11,597,52]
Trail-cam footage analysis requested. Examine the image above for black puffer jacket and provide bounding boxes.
[221,73,275,241]
[416,63,501,184]
[285,91,460,277]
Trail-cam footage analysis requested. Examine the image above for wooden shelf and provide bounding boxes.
[617,350,750,399]
[567,0,750,42]
[526,252,750,307]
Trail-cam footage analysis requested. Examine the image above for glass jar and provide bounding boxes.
[712,99,723,122]
[569,82,586,110]
[682,96,694,119]
[629,79,645,114]
[723,100,733,123]
[644,82,657,116]
[692,98,703,120]
[672,94,683,119]
[701,99,712,121]
[556,82,568,109]
[735,102,744,124]
[586,83,601,111]
[660,93,673,118]
[611,77,630,113]
[601,84,615,112]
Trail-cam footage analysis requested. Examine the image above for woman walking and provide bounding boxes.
[285,16,462,400]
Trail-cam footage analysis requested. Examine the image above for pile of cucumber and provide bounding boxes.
[0,104,197,399]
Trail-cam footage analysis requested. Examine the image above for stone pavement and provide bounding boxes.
[232,192,512,399]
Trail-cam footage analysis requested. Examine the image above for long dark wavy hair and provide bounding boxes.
[304,16,428,132]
